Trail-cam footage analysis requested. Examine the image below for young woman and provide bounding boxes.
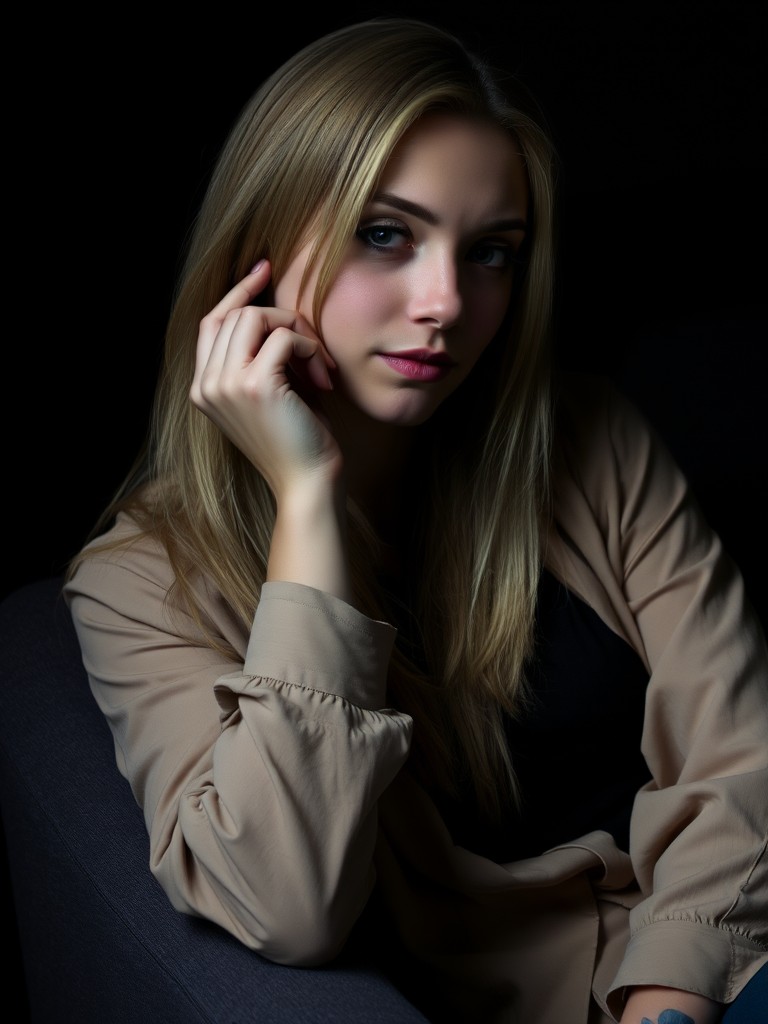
[64,17,768,1024]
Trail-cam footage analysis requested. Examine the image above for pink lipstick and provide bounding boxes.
[378,349,454,382]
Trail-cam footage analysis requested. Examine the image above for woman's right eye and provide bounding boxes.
[356,223,412,252]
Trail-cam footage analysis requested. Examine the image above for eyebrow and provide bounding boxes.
[370,191,527,233]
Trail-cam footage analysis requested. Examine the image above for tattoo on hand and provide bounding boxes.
[641,1012,694,1024]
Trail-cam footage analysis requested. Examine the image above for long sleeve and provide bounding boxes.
[64,543,412,965]
[551,374,768,1012]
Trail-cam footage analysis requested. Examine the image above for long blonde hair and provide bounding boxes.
[68,18,559,819]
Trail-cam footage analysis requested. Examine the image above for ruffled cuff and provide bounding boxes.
[244,581,397,709]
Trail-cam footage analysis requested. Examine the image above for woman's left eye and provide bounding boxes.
[467,241,519,269]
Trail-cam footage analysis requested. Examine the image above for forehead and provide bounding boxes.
[375,113,528,218]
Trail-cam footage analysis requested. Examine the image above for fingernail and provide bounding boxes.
[248,258,266,275]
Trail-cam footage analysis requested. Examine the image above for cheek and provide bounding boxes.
[465,285,513,353]
[319,267,394,338]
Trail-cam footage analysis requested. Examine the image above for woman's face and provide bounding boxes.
[273,113,529,427]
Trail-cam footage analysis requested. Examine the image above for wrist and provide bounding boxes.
[268,477,352,603]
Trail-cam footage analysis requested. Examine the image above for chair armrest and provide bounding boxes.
[0,578,427,1023]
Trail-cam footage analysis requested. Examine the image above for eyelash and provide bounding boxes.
[355,222,522,270]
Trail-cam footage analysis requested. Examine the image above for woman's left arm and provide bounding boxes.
[597,382,768,1013]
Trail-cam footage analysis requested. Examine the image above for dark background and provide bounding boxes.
[4,1,767,1016]
[5,0,766,612]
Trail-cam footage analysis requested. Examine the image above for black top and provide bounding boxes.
[438,568,652,862]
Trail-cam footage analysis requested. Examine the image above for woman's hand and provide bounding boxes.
[190,260,342,500]
[192,260,352,601]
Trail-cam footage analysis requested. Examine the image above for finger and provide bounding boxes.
[301,347,335,392]
[255,327,333,394]
[214,302,332,389]
[215,307,316,378]
[194,260,274,372]
[208,259,273,322]
[290,313,336,391]
[197,303,306,400]
[294,312,337,371]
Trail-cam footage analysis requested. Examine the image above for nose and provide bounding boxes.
[406,250,462,330]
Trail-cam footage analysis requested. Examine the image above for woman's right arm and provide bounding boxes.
[65,546,412,966]
[65,262,413,964]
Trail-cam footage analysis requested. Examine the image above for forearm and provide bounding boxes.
[68,549,409,966]
[620,987,723,1024]
[161,670,410,964]
[268,478,352,604]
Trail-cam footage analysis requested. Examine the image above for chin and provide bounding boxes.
[331,381,448,428]
[369,396,446,427]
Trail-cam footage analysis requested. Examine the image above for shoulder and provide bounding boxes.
[549,370,715,586]
[545,371,732,656]
[66,510,175,597]
[554,370,655,452]
[63,512,182,649]
[551,370,682,508]
[64,511,247,656]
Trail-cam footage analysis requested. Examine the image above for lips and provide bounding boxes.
[377,348,455,382]
[384,348,455,365]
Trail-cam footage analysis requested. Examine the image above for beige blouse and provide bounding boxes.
[64,373,768,1023]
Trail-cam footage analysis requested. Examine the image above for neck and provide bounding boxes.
[324,396,418,541]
